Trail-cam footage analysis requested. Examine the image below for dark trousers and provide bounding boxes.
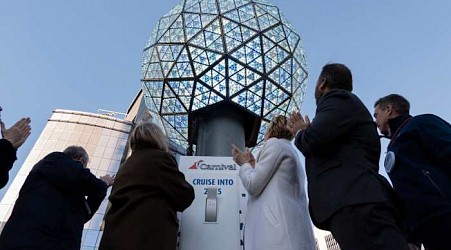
[330,203,409,250]
[413,212,451,250]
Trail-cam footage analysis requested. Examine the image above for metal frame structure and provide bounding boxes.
[141,0,308,151]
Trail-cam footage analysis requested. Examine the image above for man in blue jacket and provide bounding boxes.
[374,94,451,250]
[0,146,114,250]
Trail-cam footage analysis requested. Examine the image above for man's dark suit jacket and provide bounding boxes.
[0,152,108,250]
[294,89,398,230]
[0,139,17,189]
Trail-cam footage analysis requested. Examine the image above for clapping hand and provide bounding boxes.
[232,144,255,167]
[287,111,310,135]
[1,117,31,149]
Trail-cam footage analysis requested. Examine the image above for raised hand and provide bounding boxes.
[1,117,31,149]
[232,144,252,166]
[287,111,310,135]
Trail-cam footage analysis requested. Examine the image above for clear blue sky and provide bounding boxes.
[1,0,451,198]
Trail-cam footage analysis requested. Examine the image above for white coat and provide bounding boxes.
[239,138,316,250]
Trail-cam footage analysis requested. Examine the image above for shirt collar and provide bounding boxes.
[388,114,412,139]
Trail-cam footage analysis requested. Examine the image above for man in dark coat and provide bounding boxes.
[374,94,451,250]
[287,63,409,250]
[0,146,114,250]
[0,117,31,189]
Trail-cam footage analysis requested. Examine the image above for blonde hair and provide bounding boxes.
[266,115,294,140]
[129,122,169,152]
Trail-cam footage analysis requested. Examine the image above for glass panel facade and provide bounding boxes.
[141,0,308,151]
[0,109,132,249]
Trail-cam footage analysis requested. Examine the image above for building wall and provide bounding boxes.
[0,109,132,249]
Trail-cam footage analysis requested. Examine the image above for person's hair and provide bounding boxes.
[129,122,169,152]
[63,146,89,167]
[266,115,294,140]
[374,94,410,115]
[320,63,353,91]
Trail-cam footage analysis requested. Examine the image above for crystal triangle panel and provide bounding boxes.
[163,83,176,99]
[144,62,164,79]
[168,81,194,108]
[218,0,236,14]
[161,115,187,147]
[143,92,158,114]
[161,98,186,114]
[200,0,218,14]
[269,61,291,92]
[265,80,289,108]
[202,19,224,53]
[144,81,163,97]
[239,5,259,30]
[208,91,223,106]
[185,0,201,13]
[199,61,227,96]
[264,24,290,51]
[159,15,184,43]
[264,43,288,72]
[293,42,307,66]
[224,9,241,25]
[184,13,203,40]
[143,81,164,112]
[223,18,243,52]
[156,14,180,42]
[247,81,264,116]
[240,23,258,43]
[192,82,210,111]
[190,31,207,48]
[293,59,307,86]
[257,9,280,30]
[232,91,248,109]
[231,37,261,65]
[228,60,246,96]
[256,3,280,20]
[234,0,251,8]
[284,27,300,53]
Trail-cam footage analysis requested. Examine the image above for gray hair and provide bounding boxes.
[63,146,89,167]
[129,122,169,152]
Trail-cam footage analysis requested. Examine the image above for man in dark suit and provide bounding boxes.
[287,63,409,250]
[0,146,114,250]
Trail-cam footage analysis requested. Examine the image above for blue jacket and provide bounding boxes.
[386,114,451,234]
[0,152,108,250]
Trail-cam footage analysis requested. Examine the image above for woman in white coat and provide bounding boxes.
[232,115,316,250]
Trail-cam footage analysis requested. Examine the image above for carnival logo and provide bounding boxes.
[188,160,237,171]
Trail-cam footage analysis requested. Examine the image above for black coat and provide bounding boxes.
[0,152,108,250]
[294,89,401,230]
[99,148,194,250]
[387,114,451,234]
[0,139,17,189]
